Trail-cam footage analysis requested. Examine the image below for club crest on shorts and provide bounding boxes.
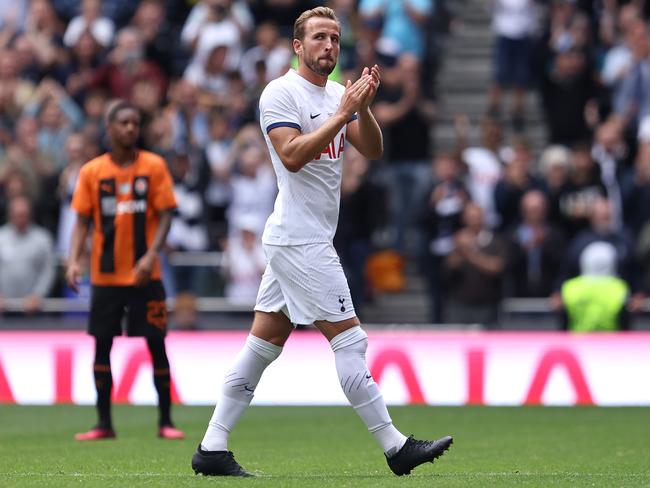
[338,296,346,312]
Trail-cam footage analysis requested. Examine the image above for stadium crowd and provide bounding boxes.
[0,0,648,330]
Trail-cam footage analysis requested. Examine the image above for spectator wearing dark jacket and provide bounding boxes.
[494,136,545,231]
[420,153,469,323]
[507,190,564,297]
[551,197,645,310]
[334,148,387,320]
[443,202,507,328]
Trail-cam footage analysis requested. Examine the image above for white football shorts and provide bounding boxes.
[254,242,356,325]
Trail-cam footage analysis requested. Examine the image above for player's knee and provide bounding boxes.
[245,334,283,365]
[330,326,368,355]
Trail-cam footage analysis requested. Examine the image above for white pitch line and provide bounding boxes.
[3,472,650,478]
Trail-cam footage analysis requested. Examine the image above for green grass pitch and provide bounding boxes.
[1,405,649,487]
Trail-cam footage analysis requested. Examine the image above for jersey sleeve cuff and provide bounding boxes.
[266,122,301,133]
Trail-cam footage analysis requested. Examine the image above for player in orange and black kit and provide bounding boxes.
[66,101,184,441]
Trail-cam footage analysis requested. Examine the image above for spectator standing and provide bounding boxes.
[23,78,84,170]
[488,0,539,130]
[539,144,570,225]
[183,24,237,100]
[0,116,56,203]
[0,49,36,135]
[334,148,387,319]
[556,142,608,238]
[56,132,89,257]
[494,136,545,231]
[90,27,166,100]
[458,115,507,230]
[166,79,209,154]
[612,18,650,132]
[0,195,56,313]
[420,153,469,323]
[63,0,114,50]
[129,0,179,78]
[359,0,433,60]
[181,0,253,77]
[226,143,276,239]
[373,53,435,254]
[507,190,564,297]
[622,140,650,236]
[444,202,507,327]
[203,109,233,244]
[23,0,67,78]
[552,197,643,310]
[222,215,266,304]
[166,151,210,295]
[56,30,103,105]
[600,7,643,100]
[240,21,292,86]
[540,46,596,145]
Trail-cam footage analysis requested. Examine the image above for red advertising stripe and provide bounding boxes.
[467,349,485,405]
[54,348,73,403]
[113,348,182,404]
[525,349,594,405]
[370,349,425,404]
[0,357,15,403]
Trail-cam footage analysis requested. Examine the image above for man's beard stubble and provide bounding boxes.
[305,56,335,77]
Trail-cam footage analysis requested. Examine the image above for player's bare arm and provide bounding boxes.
[268,74,372,172]
[133,208,173,286]
[347,64,383,160]
[66,214,91,293]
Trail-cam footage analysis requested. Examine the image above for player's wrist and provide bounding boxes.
[144,249,159,260]
[332,111,351,124]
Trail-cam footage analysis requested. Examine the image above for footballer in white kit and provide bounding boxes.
[192,7,452,479]
[255,68,358,325]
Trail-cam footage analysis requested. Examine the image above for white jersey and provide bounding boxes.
[259,69,354,245]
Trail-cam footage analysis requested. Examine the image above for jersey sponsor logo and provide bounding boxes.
[116,200,147,215]
[315,133,346,161]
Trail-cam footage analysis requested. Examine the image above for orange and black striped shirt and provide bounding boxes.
[72,150,177,286]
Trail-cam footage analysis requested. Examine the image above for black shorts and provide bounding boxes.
[89,280,167,338]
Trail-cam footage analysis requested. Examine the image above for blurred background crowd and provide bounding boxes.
[1,0,649,331]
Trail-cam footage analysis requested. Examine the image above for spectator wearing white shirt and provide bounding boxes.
[181,0,253,77]
[0,195,56,314]
[239,21,292,86]
[222,214,266,304]
[226,143,276,239]
[63,0,114,49]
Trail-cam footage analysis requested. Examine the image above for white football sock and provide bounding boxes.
[201,334,282,451]
[330,326,407,457]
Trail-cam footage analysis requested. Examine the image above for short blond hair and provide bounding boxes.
[293,7,340,41]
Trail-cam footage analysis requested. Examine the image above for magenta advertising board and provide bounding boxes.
[0,331,649,406]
